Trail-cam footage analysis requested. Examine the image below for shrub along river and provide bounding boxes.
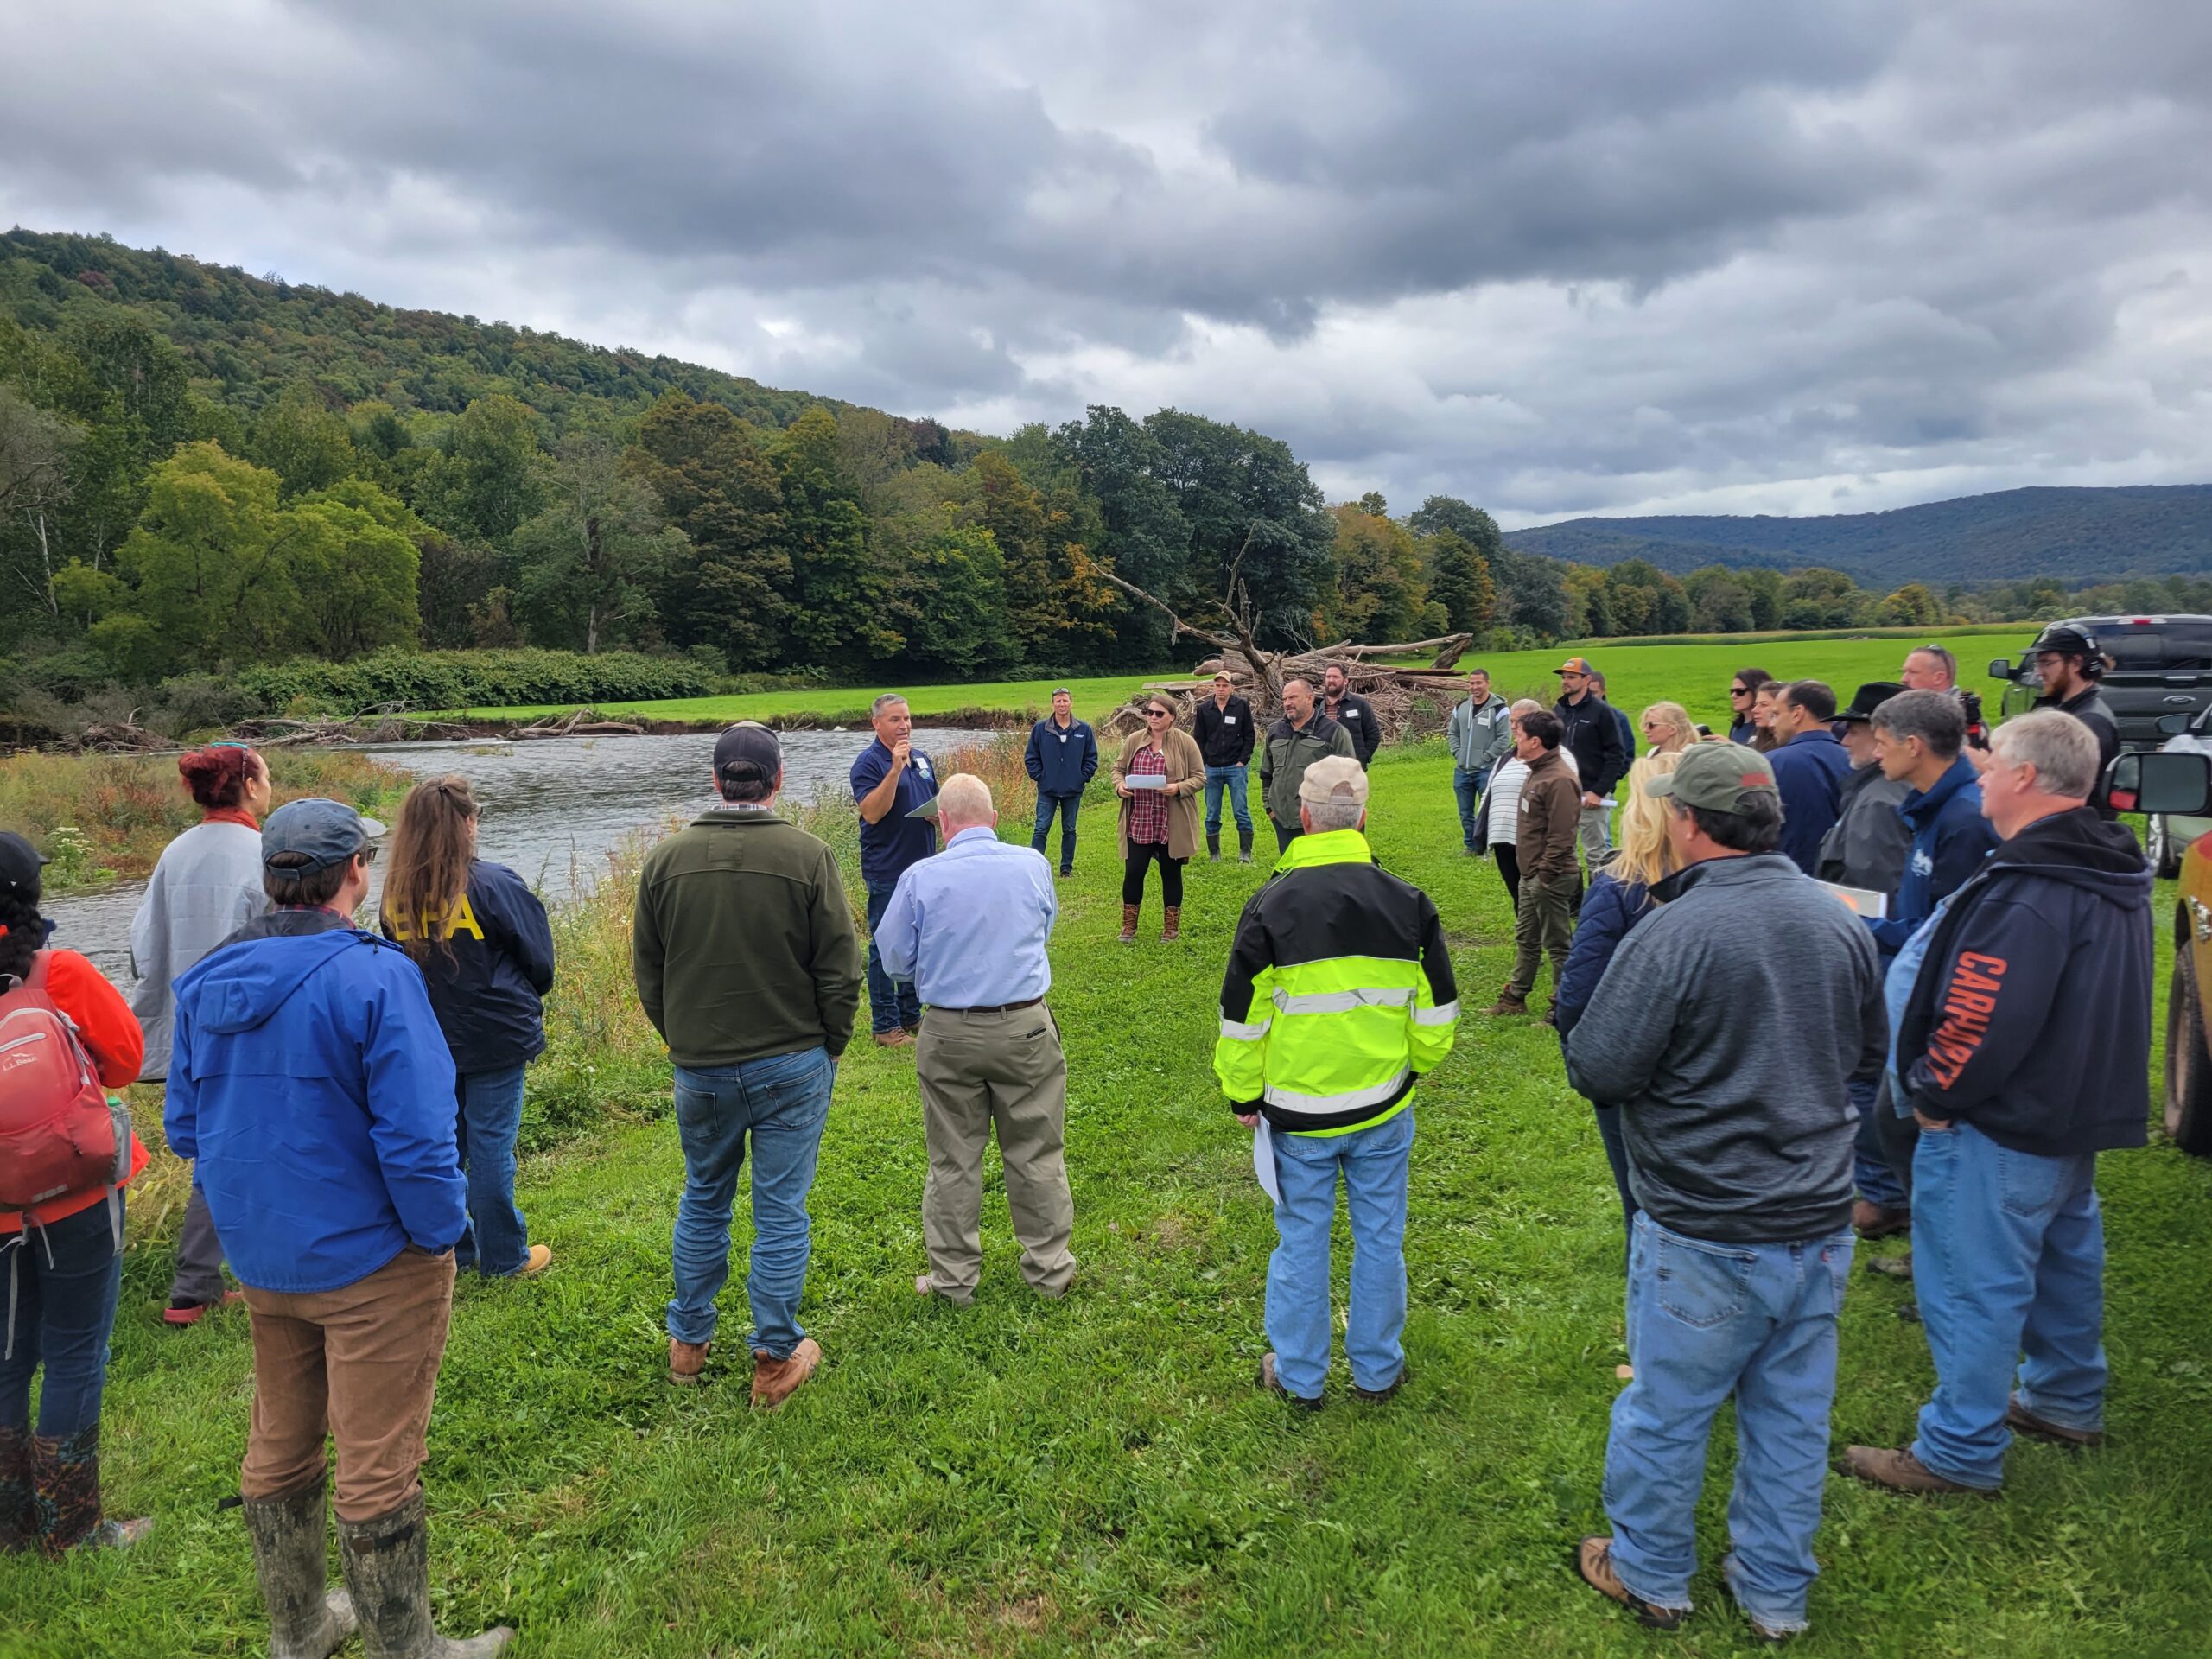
[44,728,956,983]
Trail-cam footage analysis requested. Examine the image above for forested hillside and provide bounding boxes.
[1510,485,2212,586]
[0,226,2189,732]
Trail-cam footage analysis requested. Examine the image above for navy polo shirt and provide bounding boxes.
[850,739,938,889]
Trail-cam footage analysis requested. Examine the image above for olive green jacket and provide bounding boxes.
[1259,713,1357,826]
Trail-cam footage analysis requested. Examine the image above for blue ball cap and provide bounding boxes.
[261,798,385,872]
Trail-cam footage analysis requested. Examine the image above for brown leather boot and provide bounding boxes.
[1840,1444,1988,1496]
[1161,906,1181,941]
[668,1338,710,1386]
[751,1338,823,1411]
[1119,903,1139,943]
[2006,1396,2104,1448]
[1573,1536,1683,1630]
[1488,988,1529,1016]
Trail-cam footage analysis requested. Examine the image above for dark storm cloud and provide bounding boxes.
[1,0,2208,521]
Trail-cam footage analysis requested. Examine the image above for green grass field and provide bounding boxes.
[8,733,2208,1658]
[453,626,2033,732]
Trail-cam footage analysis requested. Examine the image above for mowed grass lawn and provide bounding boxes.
[452,627,2032,733]
[10,737,2211,1657]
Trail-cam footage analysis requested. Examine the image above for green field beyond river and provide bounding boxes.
[4,722,2210,1658]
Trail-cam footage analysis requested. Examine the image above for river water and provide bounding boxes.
[44,728,958,984]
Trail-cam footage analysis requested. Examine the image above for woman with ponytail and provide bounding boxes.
[129,741,271,1326]
[379,775,556,1279]
[1,832,150,1554]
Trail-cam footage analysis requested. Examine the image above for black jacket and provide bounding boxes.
[1554,693,1629,798]
[1323,691,1380,766]
[2035,686,2120,818]
[380,860,556,1075]
[1192,694,1256,767]
[1897,808,2151,1156]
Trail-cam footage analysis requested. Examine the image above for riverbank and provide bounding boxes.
[9,738,2209,1656]
[0,748,415,893]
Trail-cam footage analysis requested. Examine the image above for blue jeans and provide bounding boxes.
[1452,766,1491,849]
[1910,1122,2107,1490]
[1592,1103,1638,1256]
[1032,792,1081,871]
[865,881,923,1034]
[1203,766,1252,835]
[1605,1213,1853,1634]
[667,1046,835,1359]
[1265,1107,1414,1399]
[454,1065,531,1276]
[1851,1077,1908,1210]
[0,1193,125,1438]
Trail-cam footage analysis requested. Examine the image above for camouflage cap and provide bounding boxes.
[1643,741,1778,816]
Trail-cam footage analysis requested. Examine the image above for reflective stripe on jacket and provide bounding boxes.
[1213,830,1459,1135]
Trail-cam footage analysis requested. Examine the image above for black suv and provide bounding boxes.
[1989,614,2212,751]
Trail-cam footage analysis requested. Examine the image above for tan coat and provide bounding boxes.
[1114,726,1205,861]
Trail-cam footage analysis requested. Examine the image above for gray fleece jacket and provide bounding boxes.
[1564,851,1886,1244]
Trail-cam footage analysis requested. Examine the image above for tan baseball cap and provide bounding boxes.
[1298,754,1370,807]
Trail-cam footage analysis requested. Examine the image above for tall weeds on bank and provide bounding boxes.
[0,748,414,892]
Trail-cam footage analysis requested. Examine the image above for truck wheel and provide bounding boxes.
[2166,944,2212,1155]
[2149,814,2182,880]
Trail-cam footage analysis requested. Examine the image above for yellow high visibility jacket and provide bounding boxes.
[1214,830,1459,1135]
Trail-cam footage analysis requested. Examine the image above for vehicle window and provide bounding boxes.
[2100,626,2212,671]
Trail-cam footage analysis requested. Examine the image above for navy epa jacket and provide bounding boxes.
[1024,716,1099,798]
[380,860,556,1074]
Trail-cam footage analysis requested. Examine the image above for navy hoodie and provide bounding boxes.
[1866,754,1999,956]
[379,860,555,1075]
[1897,808,2151,1157]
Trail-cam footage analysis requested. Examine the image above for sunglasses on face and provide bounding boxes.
[1729,685,1750,696]
[1147,709,1172,719]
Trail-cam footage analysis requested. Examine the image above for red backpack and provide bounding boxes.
[0,954,133,1213]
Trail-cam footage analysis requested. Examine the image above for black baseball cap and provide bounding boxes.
[1838,681,1904,723]
[262,799,385,872]
[713,721,782,785]
[0,831,48,901]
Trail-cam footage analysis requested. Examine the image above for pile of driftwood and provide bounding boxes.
[1097,568,1474,744]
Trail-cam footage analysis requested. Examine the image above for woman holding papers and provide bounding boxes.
[1114,699,1205,943]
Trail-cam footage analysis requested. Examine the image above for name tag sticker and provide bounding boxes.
[1224,715,1237,725]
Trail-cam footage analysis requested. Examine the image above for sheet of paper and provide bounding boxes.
[1818,880,1890,918]
[1254,1118,1281,1205]
[1123,772,1166,791]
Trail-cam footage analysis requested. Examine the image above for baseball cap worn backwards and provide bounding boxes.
[714,721,782,782]
[0,831,48,899]
[1299,754,1370,807]
[262,798,384,872]
[1644,742,1778,816]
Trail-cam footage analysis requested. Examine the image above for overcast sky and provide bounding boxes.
[3,0,2208,527]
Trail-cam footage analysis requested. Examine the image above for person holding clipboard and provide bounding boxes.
[1114,697,1204,943]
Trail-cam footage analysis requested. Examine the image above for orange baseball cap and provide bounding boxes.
[1554,656,1595,676]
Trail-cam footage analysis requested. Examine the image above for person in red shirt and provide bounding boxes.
[0,832,149,1556]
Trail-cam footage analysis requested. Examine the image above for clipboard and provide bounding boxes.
[1122,773,1166,791]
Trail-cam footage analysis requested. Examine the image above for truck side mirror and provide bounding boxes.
[2108,750,2212,817]
[1987,657,2013,680]
[2157,712,2195,735]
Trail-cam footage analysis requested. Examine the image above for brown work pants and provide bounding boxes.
[916,1003,1077,1301]
[239,1246,455,1522]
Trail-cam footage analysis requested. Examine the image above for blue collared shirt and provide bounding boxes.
[874,827,1058,1008]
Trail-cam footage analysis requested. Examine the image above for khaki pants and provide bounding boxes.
[916,1003,1077,1301]
[1508,870,1579,1000]
[240,1246,455,1522]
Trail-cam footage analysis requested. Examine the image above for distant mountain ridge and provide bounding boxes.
[1505,485,2212,587]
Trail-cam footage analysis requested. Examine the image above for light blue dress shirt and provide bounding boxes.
[875,827,1058,1008]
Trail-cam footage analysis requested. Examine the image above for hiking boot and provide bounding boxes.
[512,1245,552,1277]
[1162,906,1181,942]
[1852,1199,1911,1240]
[1352,1363,1407,1403]
[163,1288,247,1325]
[1119,903,1139,944]
[243,1477,359,1659]
[1488,989,1529,1017]
[1238,829,1254,864]
[1207,832,1221,862]
[1866,1251,1914,1281]
[335,1491,512,1658]
[2007,1396,2103,1448]
[872,1027,913,1049]
[668,1338,710,1386]
[1840,1445,1986,1496]
[1573,1536,1684,1630]
[30,1427,149,1555]
[1258,1352,1322,1412]
[751,1338,823,1411]
[0,1426,32,1554]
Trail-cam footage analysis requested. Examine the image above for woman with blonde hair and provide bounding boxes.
[1638,702,1694,756]
[1554,752,1687,1252]
[379,775,556,1279]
